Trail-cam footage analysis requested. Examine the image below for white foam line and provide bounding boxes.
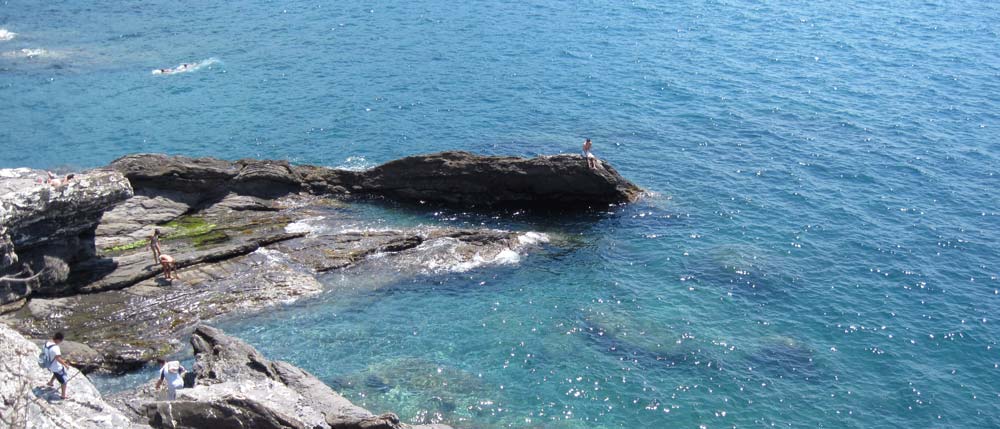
[152,57,220,75]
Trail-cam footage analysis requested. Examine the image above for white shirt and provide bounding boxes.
[44,341,64,373]
[160,361,185,389]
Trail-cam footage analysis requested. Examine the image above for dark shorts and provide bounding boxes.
[53,370,67,385]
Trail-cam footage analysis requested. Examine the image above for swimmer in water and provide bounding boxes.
[154,63,193,75]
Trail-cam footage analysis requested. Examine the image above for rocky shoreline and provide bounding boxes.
[0,151,640,427]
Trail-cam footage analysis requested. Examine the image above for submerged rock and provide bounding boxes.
[0,324,140,428]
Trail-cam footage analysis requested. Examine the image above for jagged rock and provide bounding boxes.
[138,326,448,429]
[0,168,133,251]
[0,168,133,309]
[0,324,142,428]
[145,396,309,429]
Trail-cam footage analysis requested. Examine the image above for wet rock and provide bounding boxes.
[8,248,324,373]
[0,324,141,428]
[75,230,305,294]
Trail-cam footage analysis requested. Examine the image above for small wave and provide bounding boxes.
[0,29,16,42]
[337,156,374,171]
[400,231,548,274]
[415,237,521,273]
[517,231,550,246]
[2,48,48,59]
[151,57,220,75]
[285,217,324,234]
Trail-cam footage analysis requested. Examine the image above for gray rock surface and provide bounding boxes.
[10,248,324,373]
[93,191,198,250]
[0,168,133,311]
[0,324,143,428]
[110,155,303,199]
[112,326,448,429]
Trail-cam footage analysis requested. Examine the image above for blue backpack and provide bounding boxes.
[37,344,54,369]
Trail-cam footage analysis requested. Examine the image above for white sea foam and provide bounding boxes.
[337,156,374,171]
[152,57,220,75]
[2,48,48,58]
[397,230,547,274]
[251,247,287,263]
[0,29,16,41]
[285,217,323,234]
[517,231,550,246]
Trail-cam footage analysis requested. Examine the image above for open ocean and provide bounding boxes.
[3,0,999,427]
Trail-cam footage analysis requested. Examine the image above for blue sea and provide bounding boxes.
[3,0,999,427]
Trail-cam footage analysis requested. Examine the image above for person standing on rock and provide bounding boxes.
[149,229,162,263]
[155,358,187,400]
[44,332,71,400]
[582,138,598,169]
[159,254,177,281]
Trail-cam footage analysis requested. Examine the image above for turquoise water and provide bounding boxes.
[4,0,1000,427]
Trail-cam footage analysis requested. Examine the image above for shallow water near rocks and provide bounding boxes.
[5,0,1000,427]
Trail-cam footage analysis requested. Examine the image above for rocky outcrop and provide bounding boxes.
[110,155,305,200]
[0,151,637,427]
[355,151,642,208]
[115,325,448,429]
[0,168,133,311]
[0,324,141,428]
[110,151,641,209]
[7,223,536,373]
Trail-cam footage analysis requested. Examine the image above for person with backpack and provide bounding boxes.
[154,358,187,400]
[41,332,71,399]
